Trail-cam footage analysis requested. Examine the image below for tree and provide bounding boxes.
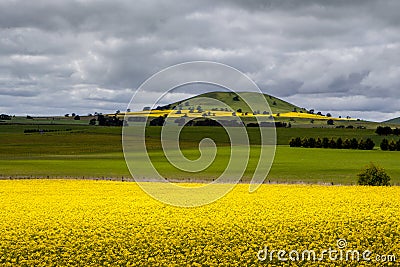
[65,114,69,117]
[365,138,375,150]
[71,113,76,117]
[272,101,277,105]
[74,115,80,120]
[357,163,391,186]
[97,114,124,126]
[343,138,351,149]
[237,109,242,113]
[358,139,366,150]
[350,138,359,149]
[336,137,343,149]
[326,113,332,117]
[89,118,96,125]
[322,137,329,148]
[0,114,11,120]
[376,126,392,136]
[315,138,322,148]
[328,138,336,148]
[232,96,240,101]
[389,140,397,151]
[289,137,302,147]
[327,119,334,125]
[380,139,389,151]
[308,137,316,148]
[301,137,309,148]
[149,116,165,126]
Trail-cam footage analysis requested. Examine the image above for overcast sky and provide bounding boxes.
[1,0,400,121]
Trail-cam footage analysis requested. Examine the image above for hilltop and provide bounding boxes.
[384,117,400,124]
[159,91,307,114]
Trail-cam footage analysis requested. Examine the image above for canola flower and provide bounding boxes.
[118,110,351,120]
[0,180,399,266]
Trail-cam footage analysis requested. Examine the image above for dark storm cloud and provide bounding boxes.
[0,0,399,120]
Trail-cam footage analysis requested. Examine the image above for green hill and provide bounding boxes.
[384,117,400,124]
[160,91,306,114]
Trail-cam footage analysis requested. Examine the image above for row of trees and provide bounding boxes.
[376,126,400,136]
[0,114,11,120]
[380,139,400,151]
[24,128,72,134]
[289,137,375,150]
[97,115,125,126]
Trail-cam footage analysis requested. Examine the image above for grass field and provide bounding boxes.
[1,124,399,184]
[0,180,398,266]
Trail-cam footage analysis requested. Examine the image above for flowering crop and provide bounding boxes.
[0,180,399,266]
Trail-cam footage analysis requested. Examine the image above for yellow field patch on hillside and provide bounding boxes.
[119,110,351,120]
[0,180,398,266]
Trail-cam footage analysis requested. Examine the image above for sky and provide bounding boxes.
[1,0,400,121]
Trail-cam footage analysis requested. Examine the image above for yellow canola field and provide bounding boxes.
[120,110,351,120]
[0,180,399,266]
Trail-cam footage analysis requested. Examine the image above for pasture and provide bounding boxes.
[1,124,399,184]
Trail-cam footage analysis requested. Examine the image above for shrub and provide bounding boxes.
[357,163,391,186]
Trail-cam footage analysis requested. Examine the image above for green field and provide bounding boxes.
[1,124,399,184]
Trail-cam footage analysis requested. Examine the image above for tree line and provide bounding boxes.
[375,126,400,136]
[289,137,375,150]
[380,139,400,151]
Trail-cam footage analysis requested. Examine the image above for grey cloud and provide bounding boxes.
[0,88,39,97]
[0,0,399,121]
